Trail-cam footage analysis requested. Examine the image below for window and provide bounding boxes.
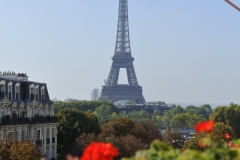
[37,130,41,140]
[35,87,39,101]
[41,88,45,101]
[0,80,6,98]
[29,84,35,100]
[16,85,20,100]
[22,131,24,141]
[15,131,18,141]
[8,85,12,99]
[30,88,34,100]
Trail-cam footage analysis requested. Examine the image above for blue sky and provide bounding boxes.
[0,1,240,105]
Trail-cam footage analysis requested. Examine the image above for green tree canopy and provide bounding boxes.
[170,105,184,116]
[54,100,118,113]
[126,109,150,122]
[170,112,205,130]
[57,108,101,159]
[93,104,120,123]
[210,103,240,138]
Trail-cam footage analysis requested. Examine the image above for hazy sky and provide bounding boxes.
[0,1,240,104]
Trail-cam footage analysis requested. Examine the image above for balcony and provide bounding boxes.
[0,116,58,126]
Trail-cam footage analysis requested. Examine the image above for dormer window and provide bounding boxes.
[41,86,45,101]
[30,88,34,100]
[35,86,39,101]
[0,80,6,98]
[29,84,35,100]
[8,82,13,99]
[15,83,20,100]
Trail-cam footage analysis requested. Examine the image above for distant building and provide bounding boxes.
[64,98,77,103]
[91,89,99,100]
[0,71,58,160]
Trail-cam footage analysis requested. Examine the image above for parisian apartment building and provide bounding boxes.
[0,71,58,160]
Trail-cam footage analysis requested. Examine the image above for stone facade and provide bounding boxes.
[0,71,58,160]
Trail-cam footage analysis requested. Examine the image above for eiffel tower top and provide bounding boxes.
[114,0,132,58]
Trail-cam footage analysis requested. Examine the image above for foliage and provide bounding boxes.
[210,103,240,137]
[99,118,134,139]
[126,110,150,122]
[162,129,184,148]
[93,104,120,123]
[151,115,163,127]
[170,113,205,131]
[54,100,118,113]
[122,140,179,160]
[170,106,184,116]
[57,108,101,159]
[0,140,43,160]
[122,120,240,160]
[132,118,162,146]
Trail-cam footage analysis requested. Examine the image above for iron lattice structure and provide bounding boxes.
[99,0,146,104]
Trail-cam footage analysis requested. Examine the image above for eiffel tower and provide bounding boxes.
[99,0,146,104]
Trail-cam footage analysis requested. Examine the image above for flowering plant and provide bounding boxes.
[80,142,119,160]
[81,120,240,160]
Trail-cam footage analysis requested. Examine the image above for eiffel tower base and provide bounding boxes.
[99,85,146,104]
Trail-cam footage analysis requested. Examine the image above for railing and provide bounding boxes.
[0,116,58,125]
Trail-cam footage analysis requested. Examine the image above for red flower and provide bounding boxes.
[229,141,234,147]
[225,133,230,139]
[194,120,214,133]
[80,142,119,160]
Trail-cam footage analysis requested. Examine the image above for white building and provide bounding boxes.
[0,71,58,160]
[91,89,99,100]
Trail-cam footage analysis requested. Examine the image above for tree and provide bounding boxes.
[57,108,101,159]
[170,112,205,134]
[170,105,184,116]
[97,118,144,159]
[132,118,162,146]
[184,105,200,115]
[54,100,118,113]
[0,140,43,160]
[152,115,163,127]
[99,118,134,139]
[126,110,150,122]
[162,129,183,148]
[161,111,172,128]
[93,104,120,123]
[199,104,212,120]
[210,103,240,138]
[74,133,98,157]
[214,122,235,138]
[153,110,164,116]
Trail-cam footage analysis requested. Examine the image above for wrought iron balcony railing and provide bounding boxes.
[0,116,58,125]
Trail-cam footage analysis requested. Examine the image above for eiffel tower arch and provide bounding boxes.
[99,0,146,104]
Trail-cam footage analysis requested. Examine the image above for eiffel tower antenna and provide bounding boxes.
[99,0,146,104]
